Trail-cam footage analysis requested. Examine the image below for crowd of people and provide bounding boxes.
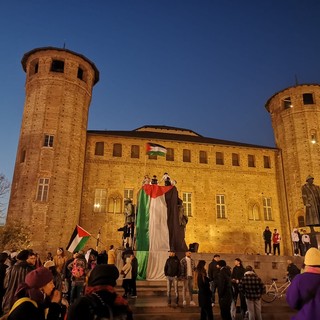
[164,249,265,320]
[0,242,319,320]
[0,246,134,320]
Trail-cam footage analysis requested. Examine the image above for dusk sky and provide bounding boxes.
[1,1,320,213]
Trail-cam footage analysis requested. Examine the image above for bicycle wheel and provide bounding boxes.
[262,286,277,303]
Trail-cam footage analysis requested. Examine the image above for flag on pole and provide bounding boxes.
[66,225,91,253]
[146,143,167,156]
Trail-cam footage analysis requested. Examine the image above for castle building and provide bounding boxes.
[6,47,320,255]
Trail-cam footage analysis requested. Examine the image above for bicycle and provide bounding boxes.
[261,277,291,303]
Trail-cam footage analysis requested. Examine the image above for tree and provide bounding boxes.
[0,222,31,251]
[0,173,10,221]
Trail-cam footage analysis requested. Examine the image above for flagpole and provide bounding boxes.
[90,234,105,246]
[96,228,101,251]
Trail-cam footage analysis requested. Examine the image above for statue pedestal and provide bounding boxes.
[309,231,320,249]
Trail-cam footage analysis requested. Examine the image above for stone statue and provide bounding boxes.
[302,175,320,226]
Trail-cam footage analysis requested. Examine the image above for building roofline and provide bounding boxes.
[87,128,276,150]
[265,83,320,112]
[134,125,202,137]
[21,46,100,85]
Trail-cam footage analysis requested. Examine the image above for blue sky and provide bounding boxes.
[1,0,320,211]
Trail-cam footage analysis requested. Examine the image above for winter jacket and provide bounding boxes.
[208,260,219,283]
[164,256,181,277]
[2,261,34,314]
[121,258,132,280]
[286,271,320,319]
[180,257,195,279]
[263,229,272,242]
[239,271,265,301]
[217,267,233,307]
[197,273,212,307]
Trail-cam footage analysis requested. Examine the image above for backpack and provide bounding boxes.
[0,297,38,320]
[85,293,112,320]
[84,292,127,320]
[71,258,85,278]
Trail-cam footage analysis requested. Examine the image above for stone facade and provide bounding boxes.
[266,85,320,235]
[6,47,319,256]
[7,47,99,251]
[80,129,282,254]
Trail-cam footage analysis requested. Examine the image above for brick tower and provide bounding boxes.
[265,84,320,232]
[7,47,99,252]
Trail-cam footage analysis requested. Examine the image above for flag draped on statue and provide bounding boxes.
[66,225,91,253]
[146,143,167,156]
[135,184,188,280]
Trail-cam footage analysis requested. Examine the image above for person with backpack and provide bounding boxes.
[67,264,133,320]
[7,266,62,320]
[67,253,87,304]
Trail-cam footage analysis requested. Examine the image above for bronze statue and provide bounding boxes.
[302,175,320,226]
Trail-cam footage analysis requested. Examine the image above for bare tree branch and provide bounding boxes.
[0,173,10,218]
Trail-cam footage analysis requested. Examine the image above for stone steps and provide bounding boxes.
[115,280,295,319]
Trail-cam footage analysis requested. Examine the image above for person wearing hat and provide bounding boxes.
[302,175,320,226]
[2,250,36,314]
[164,248,181,307]
[286,247,320,319]
[7,266,62,320]
[67,264,133,320]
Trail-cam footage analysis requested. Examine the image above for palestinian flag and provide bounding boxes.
[136,184,188,280]
[66,225,91,253]
[146,143,167,156]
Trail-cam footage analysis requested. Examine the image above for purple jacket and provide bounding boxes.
[286,272,320,320]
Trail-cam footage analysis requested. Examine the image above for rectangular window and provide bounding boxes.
[20,150,26,163]
[148,154,157,160]
[113,143,122,157]
[264,155,271,168]
[44,135,54,147]
[36,178,49,202]
[29,59,39,76]
[216,152,224,165]
[283,97,292,109]
[216,194,226,219]
[131,145,140,158]
[182,192,192,217]
[183,149,191,162]
[232,153,240,166]
[199,151,208,164]
[263,197,273,220]
[77,67,84,80]
[166,148,174,161]
[248,154,255,167]
[95,142,104,156]
[93,189,107,213]
[303,93,314,105]
[51,60,64,73]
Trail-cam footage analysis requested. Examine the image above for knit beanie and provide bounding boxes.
[304,247,320,266]
[88,264,119,287]
[25,267,53,289]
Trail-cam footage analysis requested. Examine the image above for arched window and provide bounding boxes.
[248,202,260,220]
[108,193,122,214]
